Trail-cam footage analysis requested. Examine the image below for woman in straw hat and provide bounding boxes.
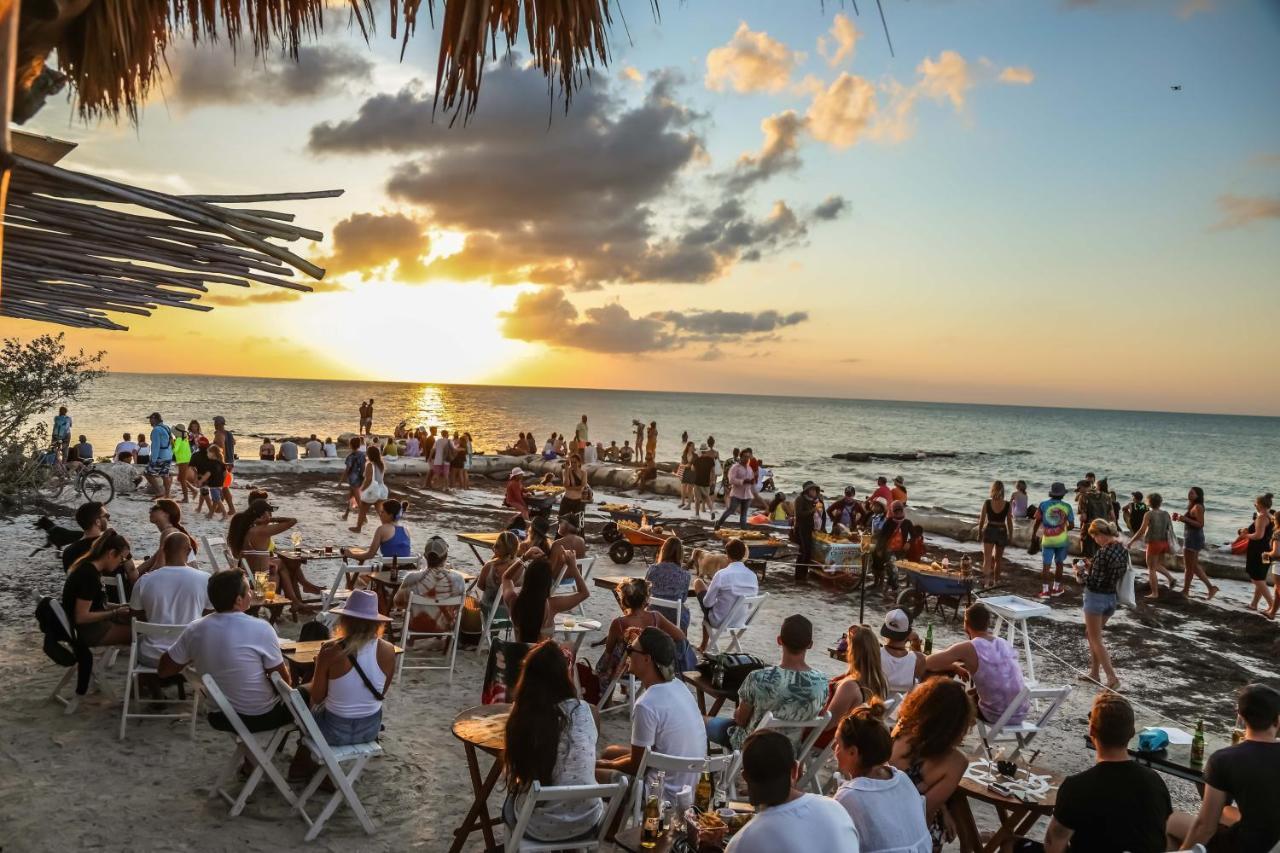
[306,589,395,749]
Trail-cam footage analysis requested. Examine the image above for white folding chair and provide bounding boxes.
[560,555,596,616]
[626,750,737,828]
[270,673,382,841]
[200,535,231,571]
[649,595,686,632]
[397,592,464,686]
[974,685,1071,763]
[798,696,900,794]
[119,620,200,740]
[752,710,832,783]
[108,574,128,605]
[704,593,769,654]
[201,673,297,817]
[506,780,628,853]
[48,599,118,706]
[476,590,510,655]
[320,558,358,614]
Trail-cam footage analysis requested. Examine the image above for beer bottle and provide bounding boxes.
[641,773,664,848]
[1190,720,1205,772]
[695,770,714,812]
[924,624,934,655]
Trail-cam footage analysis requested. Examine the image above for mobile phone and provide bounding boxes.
[988,782,1013,798]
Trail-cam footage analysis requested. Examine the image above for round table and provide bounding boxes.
[449,704,510,853]
[948,761,1062,853]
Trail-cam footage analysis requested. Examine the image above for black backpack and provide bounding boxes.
[35,596,77,667]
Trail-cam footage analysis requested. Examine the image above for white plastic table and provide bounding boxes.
[982,595,1050,685]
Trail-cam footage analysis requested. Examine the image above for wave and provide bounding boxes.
[830,448,1032,463]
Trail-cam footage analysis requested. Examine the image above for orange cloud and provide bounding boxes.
[999,66,1036,85]
[705,22,798,94]
[806,73,878,149]
[1212,194,1280,230]
[818,14,861,67]
[916,50,973,109]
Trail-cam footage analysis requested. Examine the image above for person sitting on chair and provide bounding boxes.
[691,538,758,653]
[128,532,210,665]
[923,601,1028,726]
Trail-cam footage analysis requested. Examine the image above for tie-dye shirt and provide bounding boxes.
[1037,499,1075,547]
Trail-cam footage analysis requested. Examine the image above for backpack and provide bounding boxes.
[35,596,77,667]
[1124,502,1148,533]
[1084,491,1111,521]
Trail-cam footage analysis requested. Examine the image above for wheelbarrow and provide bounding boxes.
[600,507,662,543]
[607,524,671,564]
[895,562,977,621]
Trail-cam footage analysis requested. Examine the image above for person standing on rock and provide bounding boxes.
[645,421,658,464]
[574,415,589,453]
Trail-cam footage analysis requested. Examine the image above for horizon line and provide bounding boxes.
[101,370,1280,421]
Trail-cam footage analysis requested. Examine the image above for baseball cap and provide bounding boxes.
[635,626,676,669]
[424,535,449,559]
[881,608,911,640]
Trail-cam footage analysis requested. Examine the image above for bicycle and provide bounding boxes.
[34,451,115,505]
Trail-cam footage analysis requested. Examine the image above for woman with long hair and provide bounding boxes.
[228,499,320,611]
[136,498,199,574]
[645,536,695,669]
[1075,520,1125,689]
[503,641,604,841]
[978,480,1013,587]
[1241,493,1275,616]
[833,700,932,853]
[1176,486,1217,600]
[767,491,794,523]
[351,444,387,534]
[62,529,134,650]
[306,589,394,745]
[342,499,412,564]
[821,625,890,744]
[1126,492,1178,599]
[559,453,587,524]
[890,677,974,847]
[593,578,684,684]
[477,531,522,611]
[678,441,697,509]
[503,557,589,644]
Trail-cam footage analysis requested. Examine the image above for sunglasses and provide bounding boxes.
[625,645,649,657]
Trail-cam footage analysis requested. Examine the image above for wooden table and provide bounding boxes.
[614,826,677,853]
[948,762,1061,853]
[458,531,503,566]
[679,669,736,717]
[279,639,405,678]
[450,704,510,853]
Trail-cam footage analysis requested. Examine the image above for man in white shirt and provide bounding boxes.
[597,628,706,801]
[715,449,755,529]
[429,428,453,492]
[692,538,758,651]
[129,533,210,664]
[726,729,860,852]
[158,569,303,733]
[277,439,299,461]
[323,438,338,458]
[304,434,324,458]
[114,433,139,462]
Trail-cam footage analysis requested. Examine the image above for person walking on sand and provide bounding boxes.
[172,423,193,503]
[645,421,657,464]
[212,415,236,514]
[1127,492,1178,600]
[341,437,366,522]
[143,412,175,499]
[1239,494,1275,617]
[1075,520,1126,690]
[715,449,755,530]
[979,480,1013,587]
[1032,482,1074,599]
[1175,487,1217,600]
[351,444,388,533]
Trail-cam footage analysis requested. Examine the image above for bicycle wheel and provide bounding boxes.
[79,470,116,504]
[35,470,68,502]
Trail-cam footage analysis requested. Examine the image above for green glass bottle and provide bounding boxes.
[1190,720,1205,772]
[924,624,934,655]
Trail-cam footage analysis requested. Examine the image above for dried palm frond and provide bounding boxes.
[1,155,340,329]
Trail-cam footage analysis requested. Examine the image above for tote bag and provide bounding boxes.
[1116,552,1138,608]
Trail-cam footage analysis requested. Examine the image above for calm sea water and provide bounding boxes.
[61,373,1278,545]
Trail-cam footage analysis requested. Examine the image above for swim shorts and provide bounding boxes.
[1146,540,1171,556]
[145,459,171,477]
[432,464,449,477]
[1042,543,1069,567]
[208,487,223,503]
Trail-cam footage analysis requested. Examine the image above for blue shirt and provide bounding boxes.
[53,414,71,438]
[150,423,174,463]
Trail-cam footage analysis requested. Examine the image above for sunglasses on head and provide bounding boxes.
[625,645,648,657]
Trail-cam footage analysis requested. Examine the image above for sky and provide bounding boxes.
[3,0,1279,415]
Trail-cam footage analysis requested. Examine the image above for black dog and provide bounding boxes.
[32,516,82,557]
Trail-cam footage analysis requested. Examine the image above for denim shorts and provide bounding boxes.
[1042,543,1069,567]
[1082,590,1117,617]
[312,708,382,746]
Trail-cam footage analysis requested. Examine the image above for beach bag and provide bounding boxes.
[1027,535,1042,556]
[1116,553,1138,608]
[481,639,531,705]
[696,653,765,695]
[35,597,77,667]
[1230,535,1249,555]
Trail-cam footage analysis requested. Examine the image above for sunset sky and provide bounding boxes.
[3,0,1278,415]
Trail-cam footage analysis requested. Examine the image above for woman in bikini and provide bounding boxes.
[1175,486,1217,600]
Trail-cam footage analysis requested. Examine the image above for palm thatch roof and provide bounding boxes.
[1,132,338,329]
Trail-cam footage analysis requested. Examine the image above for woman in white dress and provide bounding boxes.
[350,444,388,534]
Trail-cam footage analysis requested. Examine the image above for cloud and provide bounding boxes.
[649,309,808,336]
[315,212,431,281]
[204,289,304,306]
[818,14,861,67]
[813,195,849,220]
[998,66,1036,85]
[705,23,799,94]
[1177,0,1214,17]
[621,67,644,84]
[807,72,878,148]
[502,291,813,354]
[171,44,373,107]
[500,290,674,353]
[310,60,839,288]
[1064,0,1215,16]
[725,110,805,191]
[916,51,973,110]
[1212,194,1280,230]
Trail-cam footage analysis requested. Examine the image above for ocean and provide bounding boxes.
[60,373,1278,546]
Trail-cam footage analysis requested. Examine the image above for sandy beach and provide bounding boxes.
[1,464,1276,852]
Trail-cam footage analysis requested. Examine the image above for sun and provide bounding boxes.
[274,280,535,384]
